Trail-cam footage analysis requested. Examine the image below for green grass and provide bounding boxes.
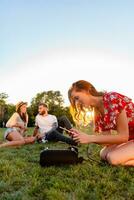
[0,128,134,200]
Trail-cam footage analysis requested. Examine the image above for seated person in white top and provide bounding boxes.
[33,103,77,145]
[0,101,36,148]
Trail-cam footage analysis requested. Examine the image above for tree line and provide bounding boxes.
[0,91,74,127]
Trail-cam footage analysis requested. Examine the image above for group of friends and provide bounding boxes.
[0,80,134,166]
[0,102,76,148]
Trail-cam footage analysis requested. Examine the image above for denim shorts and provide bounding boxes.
[4,127,18,140]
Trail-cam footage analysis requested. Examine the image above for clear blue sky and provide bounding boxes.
[0,0,134,105]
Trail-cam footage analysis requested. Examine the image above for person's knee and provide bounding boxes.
[58,115,70,124]
[59,115,72,129]
[59,115,66,120]
[7,131,24,141]
[106,152,120,165]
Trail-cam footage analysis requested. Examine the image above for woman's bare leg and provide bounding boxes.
[106,140,134,166]
[0,140,25,148]
[0,131,25,148]
[100,145,118,161]
[0,131,36,148]
[7,131,24,141]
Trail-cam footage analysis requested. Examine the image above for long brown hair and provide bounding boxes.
[17,108,28,123]
[68,80,104,124]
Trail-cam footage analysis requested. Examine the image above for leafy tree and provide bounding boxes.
[30,90,64,116]
[0,93,8,103]
[27,106,35,127]
[29,90,74,126]
[0,93,8,127]
[6,104,15,119]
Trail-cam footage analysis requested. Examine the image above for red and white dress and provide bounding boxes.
[95,92,134,140]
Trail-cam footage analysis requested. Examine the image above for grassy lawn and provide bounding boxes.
[0,128,134,200]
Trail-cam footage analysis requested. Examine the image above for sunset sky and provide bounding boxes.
[0,0,134,106]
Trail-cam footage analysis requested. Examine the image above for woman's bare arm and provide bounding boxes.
[72,109,129,144]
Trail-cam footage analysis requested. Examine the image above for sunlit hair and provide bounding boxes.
[68,80,104,125]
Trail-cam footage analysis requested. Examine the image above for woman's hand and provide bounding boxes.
[36,133,45,140]
[71,128,91,144]
[15,123,25,129]
[23,127,28,132]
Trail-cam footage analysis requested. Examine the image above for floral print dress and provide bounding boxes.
[95,92,134,140]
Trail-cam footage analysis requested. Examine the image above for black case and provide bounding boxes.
[40,146,83,166]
